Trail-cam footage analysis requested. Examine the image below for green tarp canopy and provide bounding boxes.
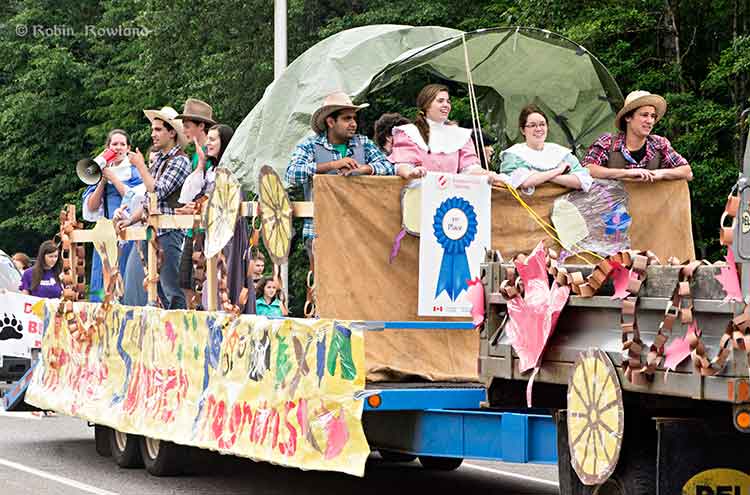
[222,25,623,190]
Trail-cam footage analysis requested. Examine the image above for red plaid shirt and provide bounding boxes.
[583,132,689,169]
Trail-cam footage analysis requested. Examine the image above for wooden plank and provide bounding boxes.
[147,233,158,305]
[239,201,313,218]
[152,214,200,229]
[206,256,218,311]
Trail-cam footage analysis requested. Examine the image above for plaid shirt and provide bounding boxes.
[583,132,689,169]
[286,133,394,238]
[150,145,191,235]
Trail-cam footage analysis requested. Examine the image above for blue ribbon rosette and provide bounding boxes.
[432,196,478,301]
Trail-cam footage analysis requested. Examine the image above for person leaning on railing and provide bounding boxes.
[498,104,592,195]
[286,91,397,259]
[389,83,505,186]
[583,90,693,182]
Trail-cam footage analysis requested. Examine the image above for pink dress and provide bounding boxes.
[389,121,480,174]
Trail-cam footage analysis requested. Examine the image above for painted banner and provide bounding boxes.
[0,291,44,358]
[418,172,491,316]
[25,301,369,476]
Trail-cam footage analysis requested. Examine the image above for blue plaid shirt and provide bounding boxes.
[286,133,394,239]
[150,145,191,236]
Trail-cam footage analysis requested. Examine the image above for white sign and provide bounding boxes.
[418,173,491,316]
[0,292,44,358]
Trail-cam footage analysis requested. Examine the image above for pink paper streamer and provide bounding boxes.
[610,262,635,300]
[388,228,407,264]
[466,277,485,326]
[715,248,743,303]
[663,321,698,374]
[526,367,540,407]
[506,242,570,373]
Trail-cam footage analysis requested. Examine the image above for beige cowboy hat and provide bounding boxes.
[311,92,369,134]
[615,90,667,131]
[143,106,188,147]
[176,98,216,126]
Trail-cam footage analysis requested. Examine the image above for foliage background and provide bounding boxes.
[0,0,747,314]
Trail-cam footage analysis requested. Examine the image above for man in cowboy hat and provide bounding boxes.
[124,105,192,309]
[286,91,396,247]
[177,98,216,170]
[175,98,216,304]
[584,90,692,182]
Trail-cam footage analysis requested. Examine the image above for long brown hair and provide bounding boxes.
[415,84,450,147]
[31,240,61,291]
[208,124,234,164]
[255,276,277,301]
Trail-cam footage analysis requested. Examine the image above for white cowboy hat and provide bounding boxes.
[311,92,369,134]
[143,106,188,147]
[615,90,667,132]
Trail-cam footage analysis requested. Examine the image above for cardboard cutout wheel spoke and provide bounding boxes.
[567,348,624,486]
[258,165,293,265]
[206,168,241,259]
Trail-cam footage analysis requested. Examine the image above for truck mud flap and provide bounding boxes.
[657,418,750,495]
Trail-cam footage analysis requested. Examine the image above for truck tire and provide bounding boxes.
[378,449,417,463]
[418,455,463,471]
[110,429,143,468]
[139,436,183,476]
[94,425,112,457]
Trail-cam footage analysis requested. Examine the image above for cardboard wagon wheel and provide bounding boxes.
[258,165,293,265]
[567,348,624,486]
[205,168,241,259]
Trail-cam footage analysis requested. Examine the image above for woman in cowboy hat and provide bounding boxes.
[583,90,692,182]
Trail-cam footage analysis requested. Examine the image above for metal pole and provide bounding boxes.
[274,0,290,303]
[274,0,287,79]
[741,118,750,302]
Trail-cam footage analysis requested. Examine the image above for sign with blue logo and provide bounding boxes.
[418,173,490,316]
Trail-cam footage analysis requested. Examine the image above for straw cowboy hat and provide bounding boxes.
[176,98,216,126]
[615,90,667,131]
[311,92,369,134]
[143,106,188,147]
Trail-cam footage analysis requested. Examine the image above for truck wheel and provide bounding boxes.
[418,456,463,471]
[139,436,183,476]
[94,425,112,457]
[378,449,417,463]
[110,429,143,468]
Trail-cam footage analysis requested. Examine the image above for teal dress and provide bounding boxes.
[256,297,283,317]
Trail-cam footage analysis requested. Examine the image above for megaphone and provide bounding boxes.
[76,158,102,185]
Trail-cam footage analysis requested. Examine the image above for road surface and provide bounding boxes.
[0,409,559,495]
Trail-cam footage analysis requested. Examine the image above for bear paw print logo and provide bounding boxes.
[0,313,23,340]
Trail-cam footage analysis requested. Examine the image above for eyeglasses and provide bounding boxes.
[524,122,547,129]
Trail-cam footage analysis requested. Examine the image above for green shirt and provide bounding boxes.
[332,143,348,158]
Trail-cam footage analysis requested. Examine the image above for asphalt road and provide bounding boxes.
[0,410,559,495]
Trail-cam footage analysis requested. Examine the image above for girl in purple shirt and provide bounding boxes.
[20,240,62,299]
